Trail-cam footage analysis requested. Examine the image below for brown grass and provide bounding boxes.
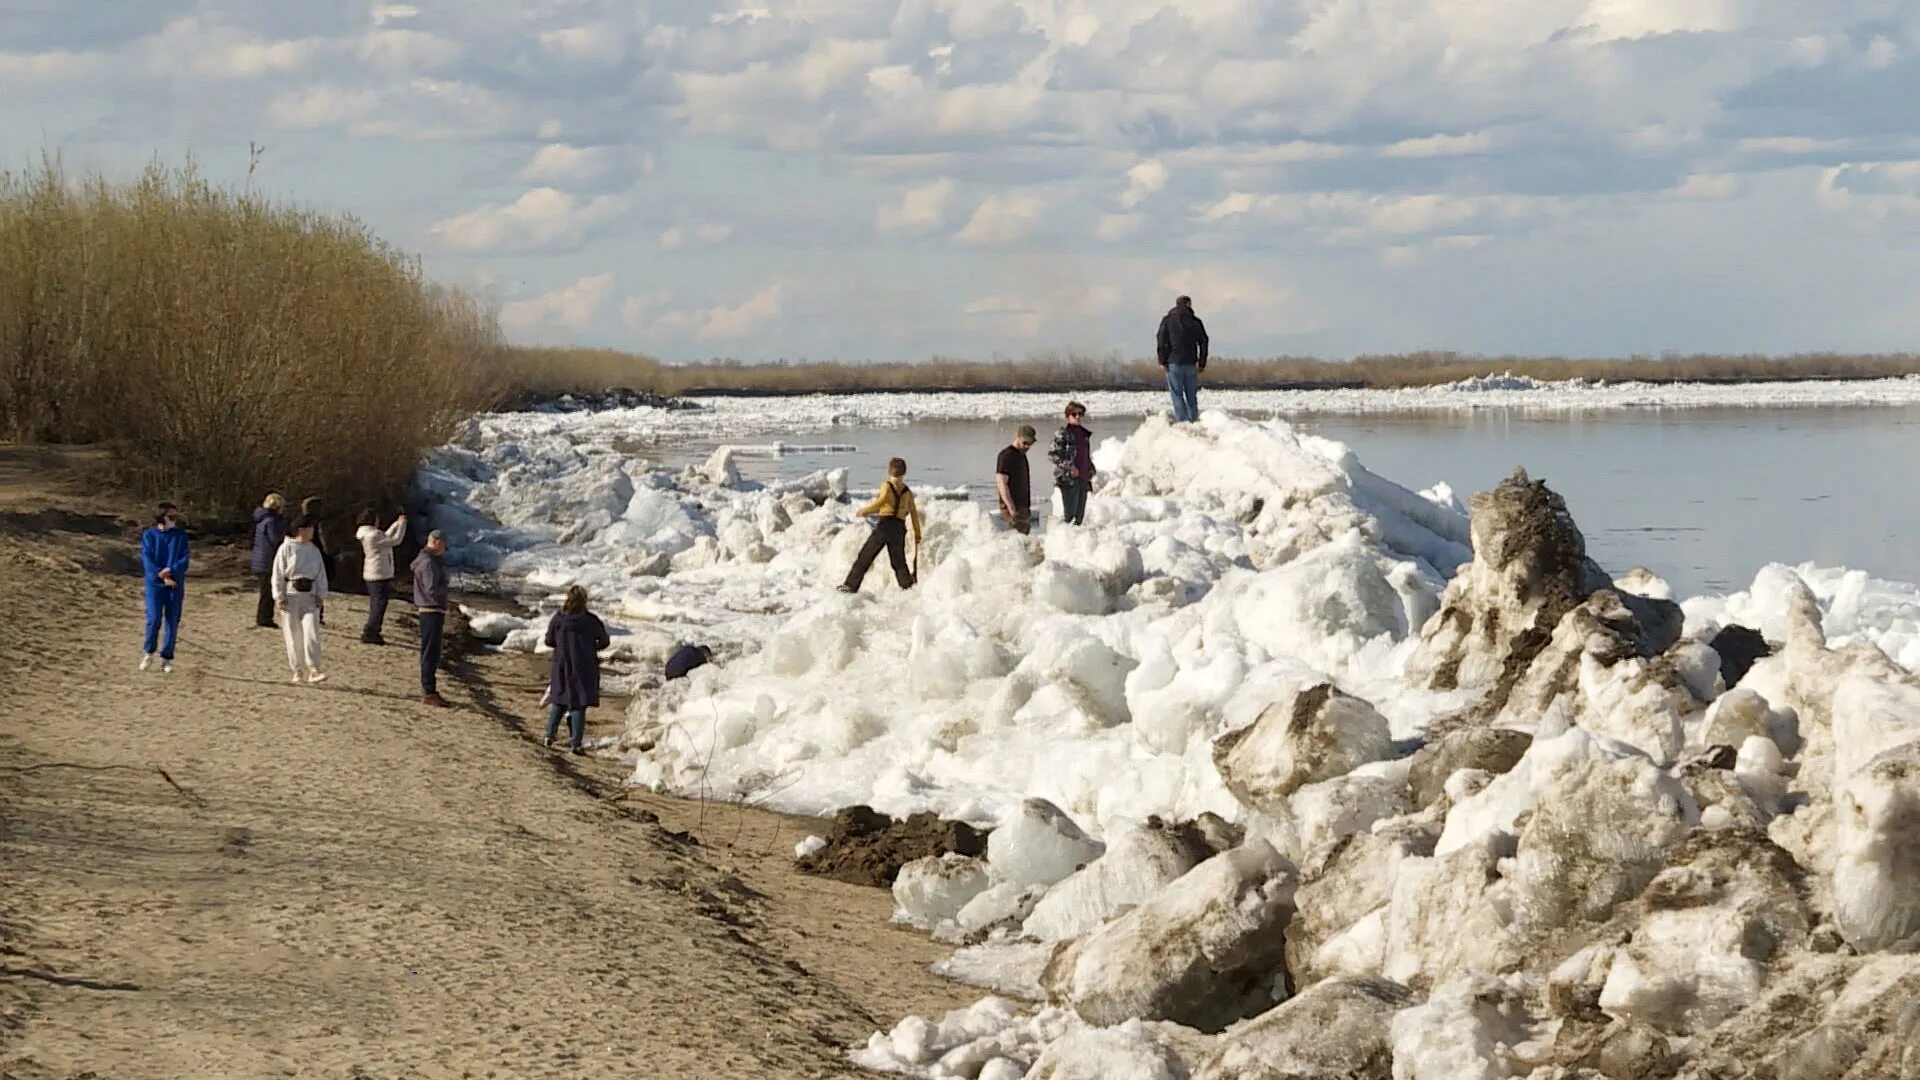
[496,345,1920,400]
[0,155,501,518]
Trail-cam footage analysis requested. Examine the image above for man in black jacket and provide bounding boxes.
[1157,295,1209,423]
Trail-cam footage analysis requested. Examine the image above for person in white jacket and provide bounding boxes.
[272,516,331,684]
[355,507,407,646]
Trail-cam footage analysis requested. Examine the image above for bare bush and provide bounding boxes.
[0,157,500,517]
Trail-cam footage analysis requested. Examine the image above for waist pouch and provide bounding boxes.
[291,577,315,593]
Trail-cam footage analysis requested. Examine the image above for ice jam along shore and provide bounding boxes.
[422,407,1920,1078]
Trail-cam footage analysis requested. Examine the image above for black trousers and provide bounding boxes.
[255,573,276,626]
[419,610,445,695]
[844,518,913,591]
[1058,479,1090,525]
[363,579,392,640]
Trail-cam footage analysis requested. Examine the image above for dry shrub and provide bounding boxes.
[0,156,500,519]
[496,345,1920,399]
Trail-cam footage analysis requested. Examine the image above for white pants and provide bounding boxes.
[281,593,324,673]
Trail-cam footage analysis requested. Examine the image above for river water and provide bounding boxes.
[655,404,1920,598]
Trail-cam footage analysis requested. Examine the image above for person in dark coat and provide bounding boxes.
[413,530,451,708]
[545,585,610,754]
[1156,295,1209,423]
[664,643,713,681]
[301,495,333,624]
[1047,402,1094,526]
[250,493,288,628]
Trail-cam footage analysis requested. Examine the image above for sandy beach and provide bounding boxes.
[0,446,966,1079]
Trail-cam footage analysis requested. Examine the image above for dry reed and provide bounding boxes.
[0,156,501,518]
[495,345,1920,400]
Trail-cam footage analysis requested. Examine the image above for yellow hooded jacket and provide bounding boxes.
[857,478,923,543]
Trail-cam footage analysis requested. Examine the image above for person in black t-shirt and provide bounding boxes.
[995,424,1037,534]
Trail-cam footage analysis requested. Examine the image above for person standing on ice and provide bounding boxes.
[1049,402,1094,526]
[271,516,329,684]
[355,507,407,646]
[996,424,1037,534]
[839,457,922,593]
[1157,295,1208,423]
[138,503,190,673]
[413,530,451,708]
[250,493,287,629]
[544,585,610,755]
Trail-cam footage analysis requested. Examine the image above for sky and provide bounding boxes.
[4,1,1920,364]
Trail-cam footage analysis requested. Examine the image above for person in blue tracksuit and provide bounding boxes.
[139,503,190,672]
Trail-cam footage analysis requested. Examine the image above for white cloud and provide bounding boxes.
[501,273,617,332]
[1672,173,1743,200]
[659,226,686,251]
[956,194,1045,246]
[520,144,614,186]
[540,25,628,66]
[877,179,958,235]
[357,30,463,72]
[652,283,786,342]
[268,86,381,129]
[1739,137,1853,156]
[1383,132,1496,159]
[1096,214,1145,241]
[429,188,631,254]
[1120,160,1168,209]
[0,49,104,82]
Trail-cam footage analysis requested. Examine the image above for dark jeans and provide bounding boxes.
[143,581,184,660]
[545,703,587,749]
[1058,479,1090,525]
[255,573,276,627]
[419,610,445,695]
[363,579,392,640]
[844,518,914,591]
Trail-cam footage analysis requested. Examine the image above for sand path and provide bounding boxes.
[0,447,964,1078]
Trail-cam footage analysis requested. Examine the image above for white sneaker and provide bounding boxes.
[307,671,328,685]
[139,654,155,672]
[161,660,174,674]
[291,671,306,684]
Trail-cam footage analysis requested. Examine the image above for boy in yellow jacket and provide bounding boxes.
[840,456,923,593]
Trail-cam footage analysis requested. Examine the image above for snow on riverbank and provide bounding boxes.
[421,401,1920,1077]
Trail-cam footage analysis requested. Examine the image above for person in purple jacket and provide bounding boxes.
[250,493,288,628]
[139,503,190,672]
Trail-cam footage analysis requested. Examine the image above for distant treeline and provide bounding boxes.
[498,346,1920,400]
[0,158,501,517]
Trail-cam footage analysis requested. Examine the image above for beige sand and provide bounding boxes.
[0,448,967,1079]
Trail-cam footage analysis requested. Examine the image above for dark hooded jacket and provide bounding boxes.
[546,610,611,709]
[1156,305,1209,367]
[250,507,287,574]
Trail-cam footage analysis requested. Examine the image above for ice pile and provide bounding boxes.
[847,467,1920,1078]
[421,404,1920,1076]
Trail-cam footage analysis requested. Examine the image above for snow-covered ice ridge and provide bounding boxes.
[472,375,1920,445]
[422,409,1920,1079]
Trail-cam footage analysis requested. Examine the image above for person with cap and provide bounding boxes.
[664,643,714,681]
[996,424,1037,534]
[138,503,190,673]
[1048,402,1095,526]
[355,507,408,645]
[250,493,288,628]
[412,530,451,707]
[271,515,329,684]
[1157,295,1209,423]
[839,456,922,593]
